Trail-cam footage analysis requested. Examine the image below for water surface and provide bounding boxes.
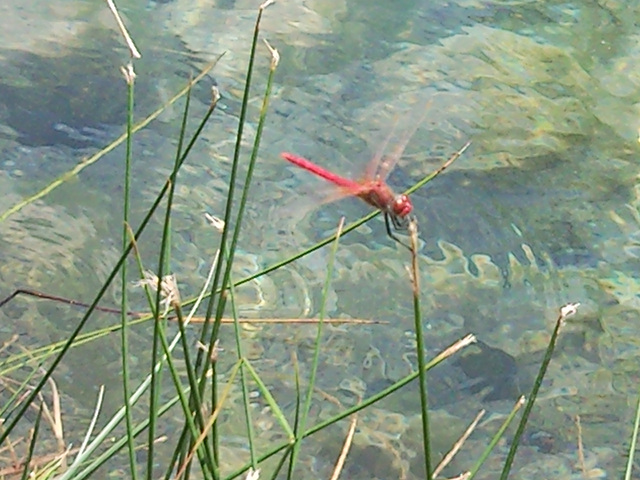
[1,0,639,478]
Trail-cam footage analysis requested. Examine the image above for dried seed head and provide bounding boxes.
[135,271,180,315]
[245,468,261,480]
[560,302,580,319]
[205,213,225,232]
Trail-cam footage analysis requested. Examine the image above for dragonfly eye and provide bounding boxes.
[393,194,412,217]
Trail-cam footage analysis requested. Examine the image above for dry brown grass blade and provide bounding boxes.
[44,376,66,465]
[444,473,471,480]
[11,345,69,471]
[0,335,19,355]
[432,334,477,364]
[173,362,241,480]
[0,445,79,478]
[432,409,485,479]
[184,316,388,325]
[0,431,23,475]
[106,0,141,59]
[576,414,586,473]
[330,413,359,480]
[314,387,344,408]
[0,288,387,325]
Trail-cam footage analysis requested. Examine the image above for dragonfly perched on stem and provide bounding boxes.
[281,113,470,249]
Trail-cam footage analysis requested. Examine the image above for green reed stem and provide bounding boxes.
[147,78,190,480]
[202,6,274,371]
[468,396,524,479]
[186,6,275,475]
[268,445,294,480]
[409,220,431,477]
[197,11,264,355]
[172,304,215,474]
[291,350,302,465]
[243,360,295,439]
[214,45,281,472]
[147,73,202,480]
[127,223,214,478]
[287,218,344,479]
[499,305,573,479]
[20,403,43,480]
[120,61,138,480]
[228,274,258,469]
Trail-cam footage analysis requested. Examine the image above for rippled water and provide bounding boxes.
[1,0,640,478]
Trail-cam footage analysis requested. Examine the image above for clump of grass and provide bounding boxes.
[1,2,632,480]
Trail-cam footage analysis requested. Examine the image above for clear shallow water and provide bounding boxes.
[1,0,640,478]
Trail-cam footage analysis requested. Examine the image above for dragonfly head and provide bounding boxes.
[392,194,412,218]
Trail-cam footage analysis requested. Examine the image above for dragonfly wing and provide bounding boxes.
[277,179,368,230]
[364,113,401,181]
[375,100,433,180]
[282,151,369,210]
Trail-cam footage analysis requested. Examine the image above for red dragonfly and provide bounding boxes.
[282,123,470,247]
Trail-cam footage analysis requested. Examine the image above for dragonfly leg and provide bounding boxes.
[390,213,409,231]
[384,212,412,250]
